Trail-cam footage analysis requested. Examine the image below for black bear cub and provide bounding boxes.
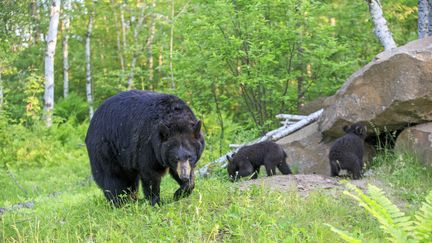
[226,141,291,181]
[85,90,205,206]
[329,122,367,180]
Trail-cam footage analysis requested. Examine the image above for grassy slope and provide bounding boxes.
[1,152,431,242]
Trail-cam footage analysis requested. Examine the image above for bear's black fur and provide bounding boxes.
[85,90,205,206]
[226,141,291,181]
[329,122,367,180]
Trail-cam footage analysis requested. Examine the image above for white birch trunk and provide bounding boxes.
[147,0,156,84]
[169,0,175,89]
[44,0,61,127]
[366,0,397,50]
[86,11,94,119]
[418,0,429,38]
[127,4,146,90]
[62,0,71,98]
[275,114,308,120]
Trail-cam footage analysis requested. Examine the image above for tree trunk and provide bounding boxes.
[0,72,3,109]
[211,82,224,156]
[127,4,146,90]
[365,0,397,50]
[169,0,175,89]
[429,0,432,36]
[30,0,40,45]
[157,45,163,88]
[86,8,94,120]
[112,1,125,82]
[147,0,157,87]
[418,0,429,38]
[43,0,61,128]
[62,0,71,98]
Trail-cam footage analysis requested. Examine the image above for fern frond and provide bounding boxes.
[413,190,432,241]
[343,183,415,243]
[325,223,362,243]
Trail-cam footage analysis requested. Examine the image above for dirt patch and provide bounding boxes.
[237,173,394,198]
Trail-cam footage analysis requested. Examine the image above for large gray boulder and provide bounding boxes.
[277,122,374,175]
[319,37,432,138]
[395,123,432,166]
[278,37,432,175]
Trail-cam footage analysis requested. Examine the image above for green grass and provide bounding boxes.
[369,151,432,204]
[1,149,431,242]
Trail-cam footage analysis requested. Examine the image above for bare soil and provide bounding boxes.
[237,173,395,199]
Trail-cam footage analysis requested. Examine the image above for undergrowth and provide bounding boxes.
[1,117,431,242]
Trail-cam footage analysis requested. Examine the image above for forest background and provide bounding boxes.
[0,0,420,165]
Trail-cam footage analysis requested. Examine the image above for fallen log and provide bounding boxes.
[197,109,323,176]
[275,114,308,120]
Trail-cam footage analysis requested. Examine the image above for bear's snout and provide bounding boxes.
[177,160,191,182]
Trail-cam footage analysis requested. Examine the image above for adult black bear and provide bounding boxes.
[329,122,367,180]
[85,90,205,206]
[226,141,291,181]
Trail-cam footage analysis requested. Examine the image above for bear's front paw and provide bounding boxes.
[151,196,160,206]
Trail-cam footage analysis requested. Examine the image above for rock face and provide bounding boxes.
[277,122,330,174]
[277,37,432,175]
[395,123,432,165]
[278,122,375,175]
[319,37,432,138]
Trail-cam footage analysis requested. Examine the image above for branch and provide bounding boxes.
[365,0,397,50]
[198,109,323,176]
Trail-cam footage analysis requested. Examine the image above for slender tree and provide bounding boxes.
[169,0,175,89]
[43,0,61,127]
[127,3,146,90]
[30,0,41,45]
[86,2,95,119]
[428,0,432,36]
[112,1,125,83]
[418,0,429,38]
[147,0,157,86]
[62,0,72,98]
[0,71,3,109]
[365,0,397,50]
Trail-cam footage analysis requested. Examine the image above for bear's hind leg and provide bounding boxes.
[350,158,362,180]
[141,177,162,206]
[102,174,136,207]
[330,160,340,177]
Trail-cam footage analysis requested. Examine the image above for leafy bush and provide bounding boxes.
[0,114,87,169]
[54,93,89,123]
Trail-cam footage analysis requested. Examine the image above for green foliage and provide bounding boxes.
[0,0,419,134]
[54,92,89,123]
[371,152,432,203]
[21,71,44,125]
[329,183,432,243]
[0,115,87,169]
[414,192,432,241]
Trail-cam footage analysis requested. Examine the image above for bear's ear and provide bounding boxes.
[343,125,351,133]
[193,120,202,139]
[355,125,365,136]
[159,123,170,141]
[226,155,232,163]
